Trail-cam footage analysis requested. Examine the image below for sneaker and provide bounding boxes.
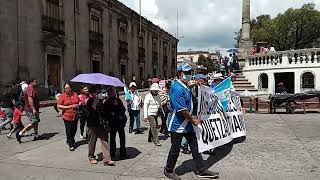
[7,134,11,139]
[154,142,162,146]
[181,149,191,154]
[129,128,133,133]
[164,169,181,180]
[16,133,22,143]
[69,146,75,151]
[196,170,219,178]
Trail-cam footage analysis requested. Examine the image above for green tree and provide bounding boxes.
[197,54,219,73]
[250,3,320,50]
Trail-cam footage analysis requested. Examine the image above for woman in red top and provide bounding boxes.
[78,86,91,139]
[57,83,80,151]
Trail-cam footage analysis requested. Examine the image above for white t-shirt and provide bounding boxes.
[128,91,141,110]
[21,83,28,92]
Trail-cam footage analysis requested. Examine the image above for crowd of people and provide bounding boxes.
[0,62,222,179]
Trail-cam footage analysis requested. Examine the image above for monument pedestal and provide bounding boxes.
[238,40,253,69]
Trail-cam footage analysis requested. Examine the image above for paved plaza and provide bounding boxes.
[1,95,320,180]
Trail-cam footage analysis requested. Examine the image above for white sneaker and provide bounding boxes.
[19,131,23,136]
[80,134,84,139]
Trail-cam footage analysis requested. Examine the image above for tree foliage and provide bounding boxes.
[250,3,320,51]
[197,54,219,73]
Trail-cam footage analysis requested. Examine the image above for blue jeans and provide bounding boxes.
[129,110,141,130]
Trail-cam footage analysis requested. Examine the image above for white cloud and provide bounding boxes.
[120,0,320,52]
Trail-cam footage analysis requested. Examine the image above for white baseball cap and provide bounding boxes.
[129,82,137,88]
[150,83,161,91]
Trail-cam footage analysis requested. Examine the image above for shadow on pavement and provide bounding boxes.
[232,136,246,145]
[97,147,141,162]
[75,139,88,148]
[175,143,233,176]
[41,132,59,140]
[21,132,59,143]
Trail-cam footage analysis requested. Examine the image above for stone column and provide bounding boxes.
[242,0,250,41]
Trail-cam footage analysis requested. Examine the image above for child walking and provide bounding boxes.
[7,102,24,143]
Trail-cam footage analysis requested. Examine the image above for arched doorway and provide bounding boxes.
[258,73,268,91]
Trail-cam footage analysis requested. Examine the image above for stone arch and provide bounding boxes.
[258,73,268,91]
[301,71,315,89]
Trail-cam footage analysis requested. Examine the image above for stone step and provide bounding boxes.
[234,85,255,90]
[236,88,258,93]
[234,78,249,81]
[236,75,246,78]
[234,84,255,88]
[233,81,252,85]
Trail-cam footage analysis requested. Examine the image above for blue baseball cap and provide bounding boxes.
[177,63,193,72]
[194,74,208,80]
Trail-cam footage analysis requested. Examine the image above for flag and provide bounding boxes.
[124,86,132,100]
[213,76,233,111]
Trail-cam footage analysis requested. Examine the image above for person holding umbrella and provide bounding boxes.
[57,83,80,151]
[86,97,115,166]
[104,87,127,158]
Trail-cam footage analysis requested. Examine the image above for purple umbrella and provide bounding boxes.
[71,73,125,87]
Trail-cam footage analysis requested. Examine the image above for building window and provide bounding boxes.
[119,22,127,42]
[259,73,268,90]
[152,37,158,51]
[42,0,64,34]
[90,15,100,33]
[302,72,315,88]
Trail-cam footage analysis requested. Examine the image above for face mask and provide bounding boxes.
[182,75,192,83]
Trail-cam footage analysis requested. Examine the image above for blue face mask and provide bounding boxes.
[182,74,192,83]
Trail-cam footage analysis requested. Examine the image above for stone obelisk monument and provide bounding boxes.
[239,0,253,68]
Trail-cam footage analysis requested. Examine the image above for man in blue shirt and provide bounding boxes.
[164,63,219,180]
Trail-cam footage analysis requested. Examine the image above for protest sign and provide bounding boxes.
[194,84,246,153]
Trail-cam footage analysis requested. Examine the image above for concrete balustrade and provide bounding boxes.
[244,48,320,70]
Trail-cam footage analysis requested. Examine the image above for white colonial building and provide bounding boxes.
[242,48,320,94]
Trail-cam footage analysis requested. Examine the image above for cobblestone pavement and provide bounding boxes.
[0,94,320,179]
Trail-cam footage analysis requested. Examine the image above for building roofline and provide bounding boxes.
[177,51,210,55]
[106,0,178,43]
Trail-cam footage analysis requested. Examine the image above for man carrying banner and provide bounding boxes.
[164,63,219,180]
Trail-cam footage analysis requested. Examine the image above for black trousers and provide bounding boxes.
[160,108,169,134]
[110,126,126,156]
[64,119,78,147]
[78,116,86,136]
[165,132,205,173]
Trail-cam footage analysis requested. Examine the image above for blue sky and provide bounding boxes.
[120,0,320,53]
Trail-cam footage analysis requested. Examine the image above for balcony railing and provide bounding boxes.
[42,15,65,35]
[89,31,103,50]
[244,48,320,71]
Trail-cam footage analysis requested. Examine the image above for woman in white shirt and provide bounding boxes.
[144,83,162,146]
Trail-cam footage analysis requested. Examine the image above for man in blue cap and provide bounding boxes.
[164,63,219,180]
